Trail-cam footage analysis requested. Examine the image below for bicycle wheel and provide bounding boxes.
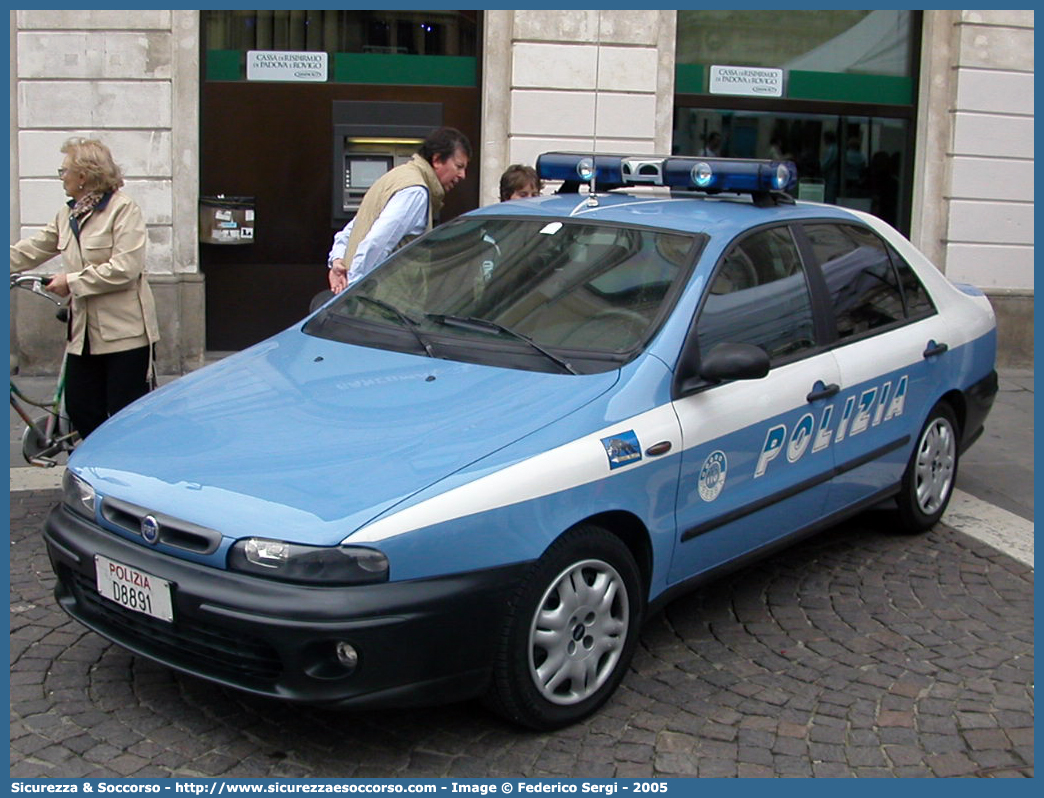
[21,413,74,465]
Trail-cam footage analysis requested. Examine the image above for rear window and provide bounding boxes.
[805,223,906,341]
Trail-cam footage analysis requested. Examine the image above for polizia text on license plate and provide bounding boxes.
[95,555,174,622]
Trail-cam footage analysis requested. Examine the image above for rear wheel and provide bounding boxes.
[486,525,642,730]
[897,402,959,532]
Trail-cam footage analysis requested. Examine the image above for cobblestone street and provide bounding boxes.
[10,489,1033,778]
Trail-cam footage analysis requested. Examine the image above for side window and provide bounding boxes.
[697,226,816,363]
[887,244,936,319]
[805,223,904,341]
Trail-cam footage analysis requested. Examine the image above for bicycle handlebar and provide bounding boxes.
[11,273,47,287]
[11,274,63,307]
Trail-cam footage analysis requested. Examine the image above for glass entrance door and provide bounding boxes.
[673,109,910,233]
[673,10,919,236]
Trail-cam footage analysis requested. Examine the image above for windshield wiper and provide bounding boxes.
[425,313,578,375]
[353,295,436,358]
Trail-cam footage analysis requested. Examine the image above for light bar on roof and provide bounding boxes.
[535,152,798,195]
[664,157,797,194]
[536,152,626,185]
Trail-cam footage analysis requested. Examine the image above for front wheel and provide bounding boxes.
[896,402,959,532]
[485,525,642,730]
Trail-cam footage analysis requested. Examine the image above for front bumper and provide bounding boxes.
[44,503,530,708]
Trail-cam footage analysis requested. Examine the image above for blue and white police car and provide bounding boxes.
[46,153,998,730]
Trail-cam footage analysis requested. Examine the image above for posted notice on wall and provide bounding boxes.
[709,65,784,97]
[247,51,328,82]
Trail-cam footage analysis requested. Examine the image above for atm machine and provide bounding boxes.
[331,100,443,225]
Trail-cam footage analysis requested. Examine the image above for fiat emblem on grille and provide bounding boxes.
[141,515,160,544]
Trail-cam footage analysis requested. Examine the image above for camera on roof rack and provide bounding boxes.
[536,151,798,198]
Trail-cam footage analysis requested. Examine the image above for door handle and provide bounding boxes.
[806,382,840,402]
[923,340,949,358]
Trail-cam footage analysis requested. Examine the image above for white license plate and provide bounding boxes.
[95,555,174,622]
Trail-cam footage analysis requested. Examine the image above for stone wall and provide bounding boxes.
[480,10,676,207]
[915,10,1034,367]
[952,11,1034,368]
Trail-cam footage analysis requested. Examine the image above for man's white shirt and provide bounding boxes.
[328,186,428,286]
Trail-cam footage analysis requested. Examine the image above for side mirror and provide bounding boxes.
[699,342,770,383]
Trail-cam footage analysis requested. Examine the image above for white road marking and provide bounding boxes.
[943,489,1034,569]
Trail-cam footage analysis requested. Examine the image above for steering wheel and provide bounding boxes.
[710,250,759,295]
[561,308,650,349]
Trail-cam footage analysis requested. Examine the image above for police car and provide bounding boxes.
[45,152,998,730]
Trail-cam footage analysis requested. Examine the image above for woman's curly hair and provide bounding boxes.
[61,137,125,193]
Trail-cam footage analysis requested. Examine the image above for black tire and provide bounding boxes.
[485,525,642,730]
[897,401,959,533]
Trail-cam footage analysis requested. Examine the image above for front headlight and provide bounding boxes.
[62,471,96,520]
[228,538,389,585]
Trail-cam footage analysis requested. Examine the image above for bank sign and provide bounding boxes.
[247,51,328,82]
[710,65,784,98]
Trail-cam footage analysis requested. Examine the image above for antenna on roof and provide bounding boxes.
[586,12,603,207]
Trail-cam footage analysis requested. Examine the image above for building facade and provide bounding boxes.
[10,10,1034,373]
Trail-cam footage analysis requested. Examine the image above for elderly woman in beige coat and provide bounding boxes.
[11,137,159,439]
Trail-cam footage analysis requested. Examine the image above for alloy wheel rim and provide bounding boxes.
[915,417,955,514]
[528,558,629,705]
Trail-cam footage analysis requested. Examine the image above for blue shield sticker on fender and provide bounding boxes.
[601,431,642,470]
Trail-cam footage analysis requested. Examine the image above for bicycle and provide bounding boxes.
[10,274,79,466]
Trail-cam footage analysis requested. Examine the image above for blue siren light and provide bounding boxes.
[663,157,799,194]
[536,152,625,185]
[576,157,595,181]
[691,162,714,188]
[772,162,795,191]
[536,152,798,197]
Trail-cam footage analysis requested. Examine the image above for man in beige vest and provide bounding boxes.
[327,127,471,293]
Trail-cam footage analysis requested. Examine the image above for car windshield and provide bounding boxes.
[304,217,698,374]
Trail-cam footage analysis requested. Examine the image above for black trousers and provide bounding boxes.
[65,344,151,439]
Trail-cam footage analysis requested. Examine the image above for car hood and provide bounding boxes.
[73,331,618,545]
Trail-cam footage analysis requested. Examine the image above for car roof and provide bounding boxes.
[466,190,864,240]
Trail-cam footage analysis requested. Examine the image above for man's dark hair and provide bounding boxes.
[418,127,472,164]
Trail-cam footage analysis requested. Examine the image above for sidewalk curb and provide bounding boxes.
[10,465,65,492]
